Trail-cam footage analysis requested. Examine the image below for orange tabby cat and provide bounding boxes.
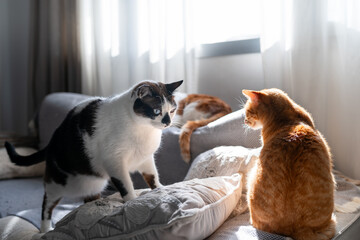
[172,93,232,163]
[243,88,336,240]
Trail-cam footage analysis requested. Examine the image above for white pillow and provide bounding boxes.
[43,174,242,240]
[185,146,261,190]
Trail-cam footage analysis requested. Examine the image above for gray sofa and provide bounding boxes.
[0,93,359,240]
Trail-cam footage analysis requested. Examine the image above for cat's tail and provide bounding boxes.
[179,112,229,163]
[5,141,46,166]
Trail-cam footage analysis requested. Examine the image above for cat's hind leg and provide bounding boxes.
[40,192,61,233]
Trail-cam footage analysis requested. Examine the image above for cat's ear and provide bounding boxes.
[165,80,183,94]
[134,84,153,99]
[242,90,263,104]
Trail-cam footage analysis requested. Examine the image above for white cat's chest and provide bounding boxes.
[130,126,162,155]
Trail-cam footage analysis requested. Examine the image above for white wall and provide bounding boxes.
[196,53,264,111]
[0,0,31,135]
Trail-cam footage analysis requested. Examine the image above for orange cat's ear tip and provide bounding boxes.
[243,90,263,104]
[242,89,253,97]
[242,89,257,100]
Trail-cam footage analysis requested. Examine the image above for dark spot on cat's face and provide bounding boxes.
[161,113,171,126]
[132,80,182,129]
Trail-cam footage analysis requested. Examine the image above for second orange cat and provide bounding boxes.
[172,93,232,163]
[243,88,336,240]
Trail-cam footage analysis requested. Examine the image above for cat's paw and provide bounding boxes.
[123,193,137,202]
[40,220,53,233]
[31,233,45,240]
[155,183,164,188]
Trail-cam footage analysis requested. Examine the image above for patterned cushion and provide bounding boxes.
[43,174,242,240]
[185,146,261,183]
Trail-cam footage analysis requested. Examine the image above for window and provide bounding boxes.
[192,0,262,45]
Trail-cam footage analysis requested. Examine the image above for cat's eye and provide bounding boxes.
[153,109,161,115]
[170,108,176,113]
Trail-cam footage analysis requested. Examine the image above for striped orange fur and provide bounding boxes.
[243,88,336,240]
[173,94,232,163]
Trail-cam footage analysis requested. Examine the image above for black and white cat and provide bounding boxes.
[5,80,183,233]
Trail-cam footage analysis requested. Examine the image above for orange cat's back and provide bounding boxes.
[243,88,336,240]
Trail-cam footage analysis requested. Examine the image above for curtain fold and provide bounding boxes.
[0,0,30,135]
[77,0,196,97]
[260,0,360,178]
[28,0,82,122]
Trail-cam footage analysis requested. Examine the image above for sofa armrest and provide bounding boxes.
[38,92,91,149]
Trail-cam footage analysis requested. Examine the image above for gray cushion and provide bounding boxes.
[188,109,261,159]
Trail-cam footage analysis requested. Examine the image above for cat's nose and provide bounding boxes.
[161,113,171,126]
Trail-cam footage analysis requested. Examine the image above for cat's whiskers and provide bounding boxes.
[235,96,246,109]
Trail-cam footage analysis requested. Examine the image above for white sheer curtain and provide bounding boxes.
[77,0,360,178]
[260,0,360,178]
[77,0,261,97]
[77,0,196,97]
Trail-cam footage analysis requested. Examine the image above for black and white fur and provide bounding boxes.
[5,80,183,233]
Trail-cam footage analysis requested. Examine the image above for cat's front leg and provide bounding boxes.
[106,165,136,202]
[139,155,163,189]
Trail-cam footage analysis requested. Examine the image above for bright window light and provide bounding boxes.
[192,0,262,44]
[111,0,120,57]
[85,0,263,62]
[328,0,360,32]
[284,0,293,51]
[99,0,120,57]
